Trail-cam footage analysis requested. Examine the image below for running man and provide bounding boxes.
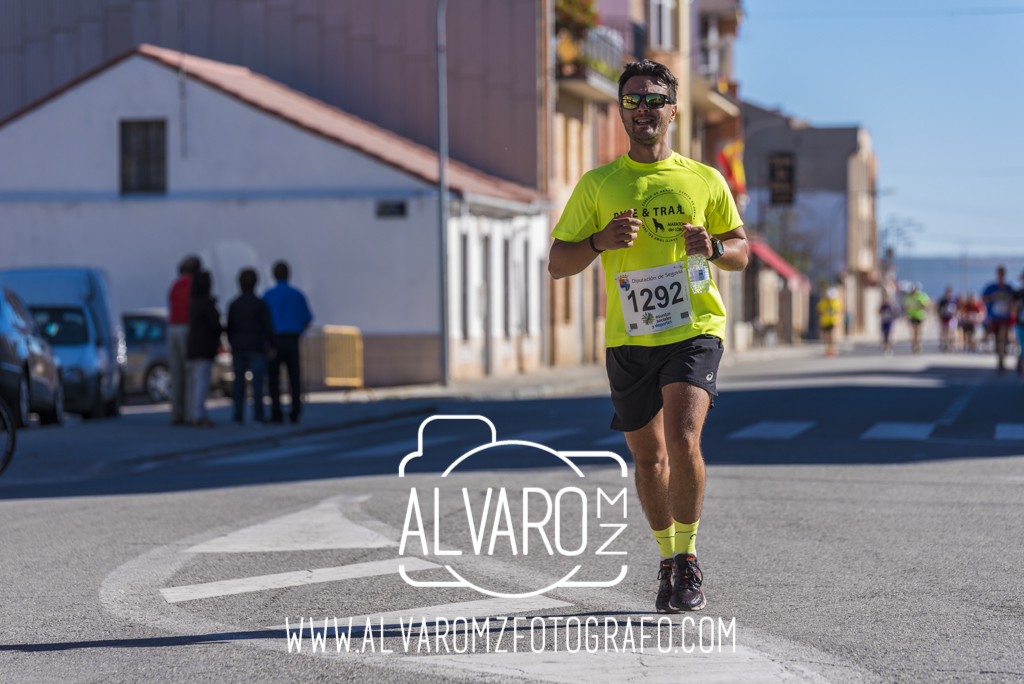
[1015,271,1024,378]
[904,284,930,353]
[982,266,1015,372]
[548,60,748,612]
[879,294,896,355]
[818,288,842,356]
[961,292,985,353]
[937,287,958,353]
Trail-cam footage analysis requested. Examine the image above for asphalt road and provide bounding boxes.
[1,338,1023,683]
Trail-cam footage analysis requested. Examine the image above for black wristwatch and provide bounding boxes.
[708,237,725,261]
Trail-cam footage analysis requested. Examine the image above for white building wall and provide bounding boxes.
[0,197,441,336]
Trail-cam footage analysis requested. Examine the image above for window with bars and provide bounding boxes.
[120,120,167,194]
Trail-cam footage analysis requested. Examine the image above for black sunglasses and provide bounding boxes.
[620,93,675,110]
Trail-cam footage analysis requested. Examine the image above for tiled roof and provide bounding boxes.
[1,44,545,207]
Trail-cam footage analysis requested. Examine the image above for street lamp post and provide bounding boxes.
[437,0,450,386]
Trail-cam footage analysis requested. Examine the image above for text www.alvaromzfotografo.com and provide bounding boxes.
[285,615,736,654]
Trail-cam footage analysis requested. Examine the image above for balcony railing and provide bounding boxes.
[557,25,625,83]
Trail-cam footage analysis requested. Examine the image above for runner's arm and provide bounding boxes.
[684,225,749,271]
[548,210,643,280]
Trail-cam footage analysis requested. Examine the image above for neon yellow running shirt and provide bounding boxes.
[552,153,743,348]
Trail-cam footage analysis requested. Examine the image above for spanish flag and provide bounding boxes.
[717,139,747,196]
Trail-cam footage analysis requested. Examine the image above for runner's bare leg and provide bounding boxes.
[626,382,709,529]
[661,383,709,525]
[626,411,673,531]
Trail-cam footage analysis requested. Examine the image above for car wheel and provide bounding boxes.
[14,373,30,428]
[145,364,171,403]
[39,380,64,426]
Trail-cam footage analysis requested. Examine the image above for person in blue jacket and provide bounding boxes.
[263,261,313,423]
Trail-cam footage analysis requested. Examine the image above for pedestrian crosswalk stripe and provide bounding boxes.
[727,421,816,440]
[187,501,396,553]
[995,424,1024,440]
[161,557,440,604]
[861,422,935,440]
[267,595,573,631]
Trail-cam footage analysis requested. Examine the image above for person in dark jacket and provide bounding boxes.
[186,271,222,428]
[227,268,275,424]
[263,261,313,424]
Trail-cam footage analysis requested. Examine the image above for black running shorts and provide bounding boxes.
[606,334,724,433]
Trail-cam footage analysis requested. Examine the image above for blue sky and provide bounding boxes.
[734,0,1024,257]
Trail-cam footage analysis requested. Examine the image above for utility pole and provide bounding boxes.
[437,0,450,386]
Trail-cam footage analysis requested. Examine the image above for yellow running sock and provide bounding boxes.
[652,524,675,559]
[673,519,699,556]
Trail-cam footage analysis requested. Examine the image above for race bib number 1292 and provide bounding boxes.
[615,262,695,337]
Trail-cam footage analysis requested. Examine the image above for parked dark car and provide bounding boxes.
[0,268,123,419]
[0,286,64,427]
[121,308,170,403]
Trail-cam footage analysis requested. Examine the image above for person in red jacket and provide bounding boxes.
[167,255,201,425]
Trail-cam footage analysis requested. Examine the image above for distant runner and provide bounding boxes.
[960,292,985,353]
[818,288,842,357]
[982,266,1015,372]
[937,287,958,353]
[548,60,748,613]
[1015,270,1024,378]
[879,294,896,355]
[904,285,930,353]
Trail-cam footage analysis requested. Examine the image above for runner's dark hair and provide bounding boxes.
[618,60,678,103]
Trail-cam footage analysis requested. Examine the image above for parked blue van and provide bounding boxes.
[0,268,124,418]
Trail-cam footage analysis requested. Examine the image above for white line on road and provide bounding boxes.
[268,595,573,631]
[161,557,440,603]
[187,501,396,553]
[728,421,817,440]
[861,422,936,440]
[995,423,1024,440]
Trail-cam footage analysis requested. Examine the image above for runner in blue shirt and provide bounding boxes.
[982,266,1014,372]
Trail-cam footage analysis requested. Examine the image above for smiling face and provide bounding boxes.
[619,75,677,146]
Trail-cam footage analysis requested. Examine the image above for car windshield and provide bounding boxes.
[124,316,166,344]
[31,307,89,345]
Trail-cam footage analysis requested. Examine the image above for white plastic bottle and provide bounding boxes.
[688,254,711,294]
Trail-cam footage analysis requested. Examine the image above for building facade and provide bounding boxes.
[0,46,549,386]
[742,101,880,337]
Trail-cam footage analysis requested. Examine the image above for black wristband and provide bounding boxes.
[589,234,604,253]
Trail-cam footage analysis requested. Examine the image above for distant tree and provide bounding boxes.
[556,0,599,41]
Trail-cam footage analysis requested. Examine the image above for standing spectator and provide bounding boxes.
[818,287,842,357]
[186,271,221,428]
[982,266,1015,372]
[937,286,958,353]
[167,255,200,425]
[903,284,930,354]
[227,268,275,425]
[263,261,313,424]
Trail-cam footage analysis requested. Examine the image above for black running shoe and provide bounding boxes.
[668,554,706,611]
[656,558,675,613]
